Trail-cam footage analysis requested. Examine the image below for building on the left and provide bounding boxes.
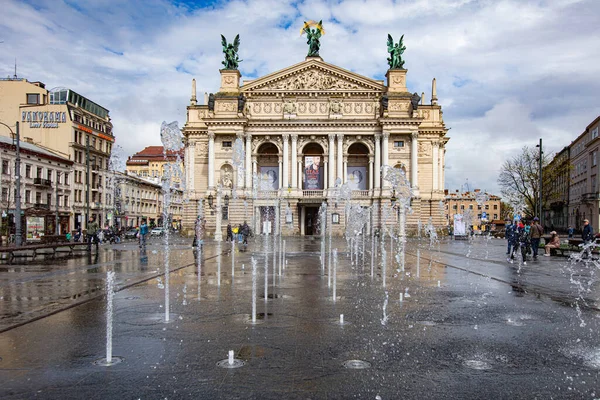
[0,77,115,232]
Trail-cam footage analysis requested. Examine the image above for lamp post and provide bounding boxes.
[536,138,543,226]
[0,121,22,246]
[55,171,61,235]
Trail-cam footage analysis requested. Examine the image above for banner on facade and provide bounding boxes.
[347,166,367,190]
[26,216,45,241]
[259,166,279,190]
[304,156,323,190]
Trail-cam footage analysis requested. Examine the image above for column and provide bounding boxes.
[215,187,222,241]
[328,134,335,187]
[439,146,445,191]
[245,133,252,189]
[382,132,389,189]
[298,161,303,190]
[369,157,374,191]
[187,141,195,193]
[343,157,348,183]
[282,134,289,189]
[336,134,344,183]
[324,159,328,190]
[236,132,244,190]
[208,132,215,188]
[410,131,419,191]
[278,158,283,189]
[291,134,298,188]
[432,142,439,191]
[374,133,381,189]
[252,157,257,177]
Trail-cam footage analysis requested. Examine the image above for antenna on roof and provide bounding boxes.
[13,58,17,79]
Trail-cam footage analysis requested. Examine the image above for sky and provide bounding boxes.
[1,0,599,194]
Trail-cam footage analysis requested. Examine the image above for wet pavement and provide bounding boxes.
[0,234,599,399]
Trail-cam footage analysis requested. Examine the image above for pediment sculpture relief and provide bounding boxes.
[264,69,360,91]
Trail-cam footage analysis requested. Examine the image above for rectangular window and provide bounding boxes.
[1,160,9,175]
[460,205,465,210]
[26,93,40,104]
[469,205,473,209]
[37,167,42,178]
[494,204,498,210]
[593,151,597,167]
[393,141,404,148]
[25,164,31,178]
[64,195,69,207]
[25,190,31,204]
[47,193,52,207]
[485,205,489,210]
[2,188,8,202]
[64,172,69,185]
[47,169,52,181]
[36,192,41,204]
[494,214,498,219]
[222,141,232,148]
[592,127,599,140]
[453,205,457,210]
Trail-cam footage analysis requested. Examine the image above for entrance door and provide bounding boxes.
[304,207,320,235]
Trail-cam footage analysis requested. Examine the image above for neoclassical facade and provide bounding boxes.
[182,56,449,237]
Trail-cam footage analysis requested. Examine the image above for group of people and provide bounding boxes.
[226,222,250,245]
[506,217,595,264]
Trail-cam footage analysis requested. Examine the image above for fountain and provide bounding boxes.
[158,121,185,323]
[217,350,245,368]
[93,271,123,366]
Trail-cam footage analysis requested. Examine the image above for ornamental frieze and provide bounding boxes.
[264,69,361,91]
[418,141,432,157]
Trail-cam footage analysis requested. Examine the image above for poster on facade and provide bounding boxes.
[259,166,279,190]
[347,166,367,190]
[304,156,323,190]
[453,214,466,236]
[26,216,45,241]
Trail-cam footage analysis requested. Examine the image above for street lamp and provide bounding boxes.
[0,121,22,246]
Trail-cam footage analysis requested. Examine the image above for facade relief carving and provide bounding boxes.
[418,141,432,157]
[216,101,236,112]
[263,69,361,91]
[330,100,342,114]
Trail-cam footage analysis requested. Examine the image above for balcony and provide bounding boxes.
[91,164,100,171]
[33,178,51,187]
[581,192,599,203]
[33,203,50,210]
[303,190,324,198]
[351,190,370,198]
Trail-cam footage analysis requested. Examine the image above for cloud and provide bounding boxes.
[1,0,599,195]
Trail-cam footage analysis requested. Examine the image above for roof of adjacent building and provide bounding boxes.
[0,136,72,165]
[126,146,184,165]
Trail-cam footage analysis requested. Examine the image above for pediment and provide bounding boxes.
[242,58,385,93]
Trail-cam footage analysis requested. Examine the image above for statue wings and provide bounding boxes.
[232,34,240,53]
[221,34,227,49]
[387,34,394,53]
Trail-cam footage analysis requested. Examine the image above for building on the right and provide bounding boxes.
[444,189,501,231]
[563,116,600,232]
[543,145,570,232]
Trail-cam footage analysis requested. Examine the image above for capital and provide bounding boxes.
[411,131,419,140]
[328,133,336,141]
[291,134,298,142]
[374,133,382,140]
[282,133,290,140]
[207,131,215,140]
[382,132,390,139]
[336,133,344,140]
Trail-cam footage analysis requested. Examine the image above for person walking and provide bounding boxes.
[530,217,544,261]
[568,226,574,239]
[226,223,233,242]
[544,231,560,256]
[86,216,99,253]
[242,221,250,245]
[139,219,148,249]
[508,220,520,263]
[582,219,594,244]
[505,219,514,255]
[238,223,244,243]
[518,221,531,265]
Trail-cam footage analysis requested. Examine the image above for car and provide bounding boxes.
[151,227,165,237]
[124,229,138,240]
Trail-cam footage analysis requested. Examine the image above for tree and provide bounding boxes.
[498,146,550,219]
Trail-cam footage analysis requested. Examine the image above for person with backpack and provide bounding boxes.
[518,221,531,265]
[505,219,514,255]
[139,219,148,249]
[530,217,544,261]
[582,219,594,244]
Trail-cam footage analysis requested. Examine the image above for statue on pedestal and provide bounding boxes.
[387,34,406,69]
[301,21,324,57]
[221,34,242,70]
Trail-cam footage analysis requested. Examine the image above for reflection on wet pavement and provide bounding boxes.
[0,235,598,399]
